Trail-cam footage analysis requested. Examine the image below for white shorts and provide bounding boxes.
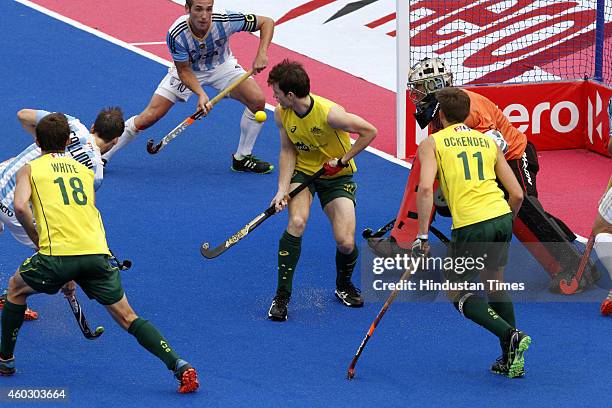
[599,186,612,224]
[0,204,36,249]
[155,57,247,103]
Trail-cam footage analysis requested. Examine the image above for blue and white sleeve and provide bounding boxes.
[226,10,257,34]
[166,30,189,62]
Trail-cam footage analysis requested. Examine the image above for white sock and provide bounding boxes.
[102,115,140,161]
[594,233,612,282]
[235,108,263,159]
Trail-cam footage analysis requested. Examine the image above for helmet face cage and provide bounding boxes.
[407,58,453,105]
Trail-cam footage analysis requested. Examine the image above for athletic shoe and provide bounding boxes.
[231,154,274,174]
[601,292,612,316]
[335,282,364,308]
[173,359,199,394]
[268,293,290,321]
[490,356,524,377]
[0,293,38,321]
[504,330,531,379]
[0,357,15,376]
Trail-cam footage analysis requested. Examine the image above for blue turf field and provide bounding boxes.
[0,2,610,407]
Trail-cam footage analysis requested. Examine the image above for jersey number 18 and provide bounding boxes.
[53,177,88,205]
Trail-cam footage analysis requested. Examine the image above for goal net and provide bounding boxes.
[396,0,612,158]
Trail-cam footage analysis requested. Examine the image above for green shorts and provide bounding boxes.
[445,213,513,284]
[19,253,124,305]
[291,170,357,209]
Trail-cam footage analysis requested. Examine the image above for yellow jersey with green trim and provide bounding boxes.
[279,94,356,178]
[29,154,110,256]
[431,123,511,229]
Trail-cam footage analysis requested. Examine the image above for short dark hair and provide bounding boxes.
[185,0,193,8]
[92,107,125,142]
[36,113,70,151]
[435,87,470,124]
[267,59,310,98]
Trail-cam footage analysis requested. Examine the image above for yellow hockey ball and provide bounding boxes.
[255,110,267,123]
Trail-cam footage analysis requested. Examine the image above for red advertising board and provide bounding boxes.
[405,80,611,157]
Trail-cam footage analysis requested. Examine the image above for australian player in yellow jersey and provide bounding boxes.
[414,87,529,378]
[265,59,377,321]
[0,113,199,393]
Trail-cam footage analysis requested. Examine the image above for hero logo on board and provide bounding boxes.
[503,100,580,135]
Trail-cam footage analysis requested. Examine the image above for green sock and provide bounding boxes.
[488,290,516,358]
[128,318,180,370]
[460,295,512,340]
[277,231,302,296]
[0,301,27,360]
[336,247,358,287]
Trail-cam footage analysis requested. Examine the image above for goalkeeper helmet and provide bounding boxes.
[408,57,453,105]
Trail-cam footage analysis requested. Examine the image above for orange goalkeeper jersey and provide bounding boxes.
[463,89,527,161]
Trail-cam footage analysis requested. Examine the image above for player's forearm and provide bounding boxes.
[277,148,296,194]
[416,187,434,236]
[176,66,206,98]
[341,128,376,163]
[14,207,38,247]
[17,109,37,137]
[507,193,523,218]
[256,16,274,56]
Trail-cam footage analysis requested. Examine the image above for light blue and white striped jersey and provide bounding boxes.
[166,10,257,72]
[0,110,103,211]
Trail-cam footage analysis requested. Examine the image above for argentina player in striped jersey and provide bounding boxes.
[103,0,276,174]
[0,109,123,320]
[1,108,124,249]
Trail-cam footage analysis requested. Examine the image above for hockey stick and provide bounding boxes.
[146,69,254,154]
[362,218,450,244]
[362,218,395,239]
[66,295,104,340]
[201,167,326,259]
[559,233,595,295]
[347,260,419,380]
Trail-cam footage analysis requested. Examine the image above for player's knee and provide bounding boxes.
[336,240,355,254]
[288,215,308,235]
[138,109,163,129]
[246,95,266,113]
[7,275,25,298]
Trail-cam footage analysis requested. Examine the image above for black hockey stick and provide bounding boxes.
[146,69,253,154]
[66,295,104,340]
[362,216,450,244]
[430,225,450,244]
[201,168,326,259]
[362,218,395,239]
